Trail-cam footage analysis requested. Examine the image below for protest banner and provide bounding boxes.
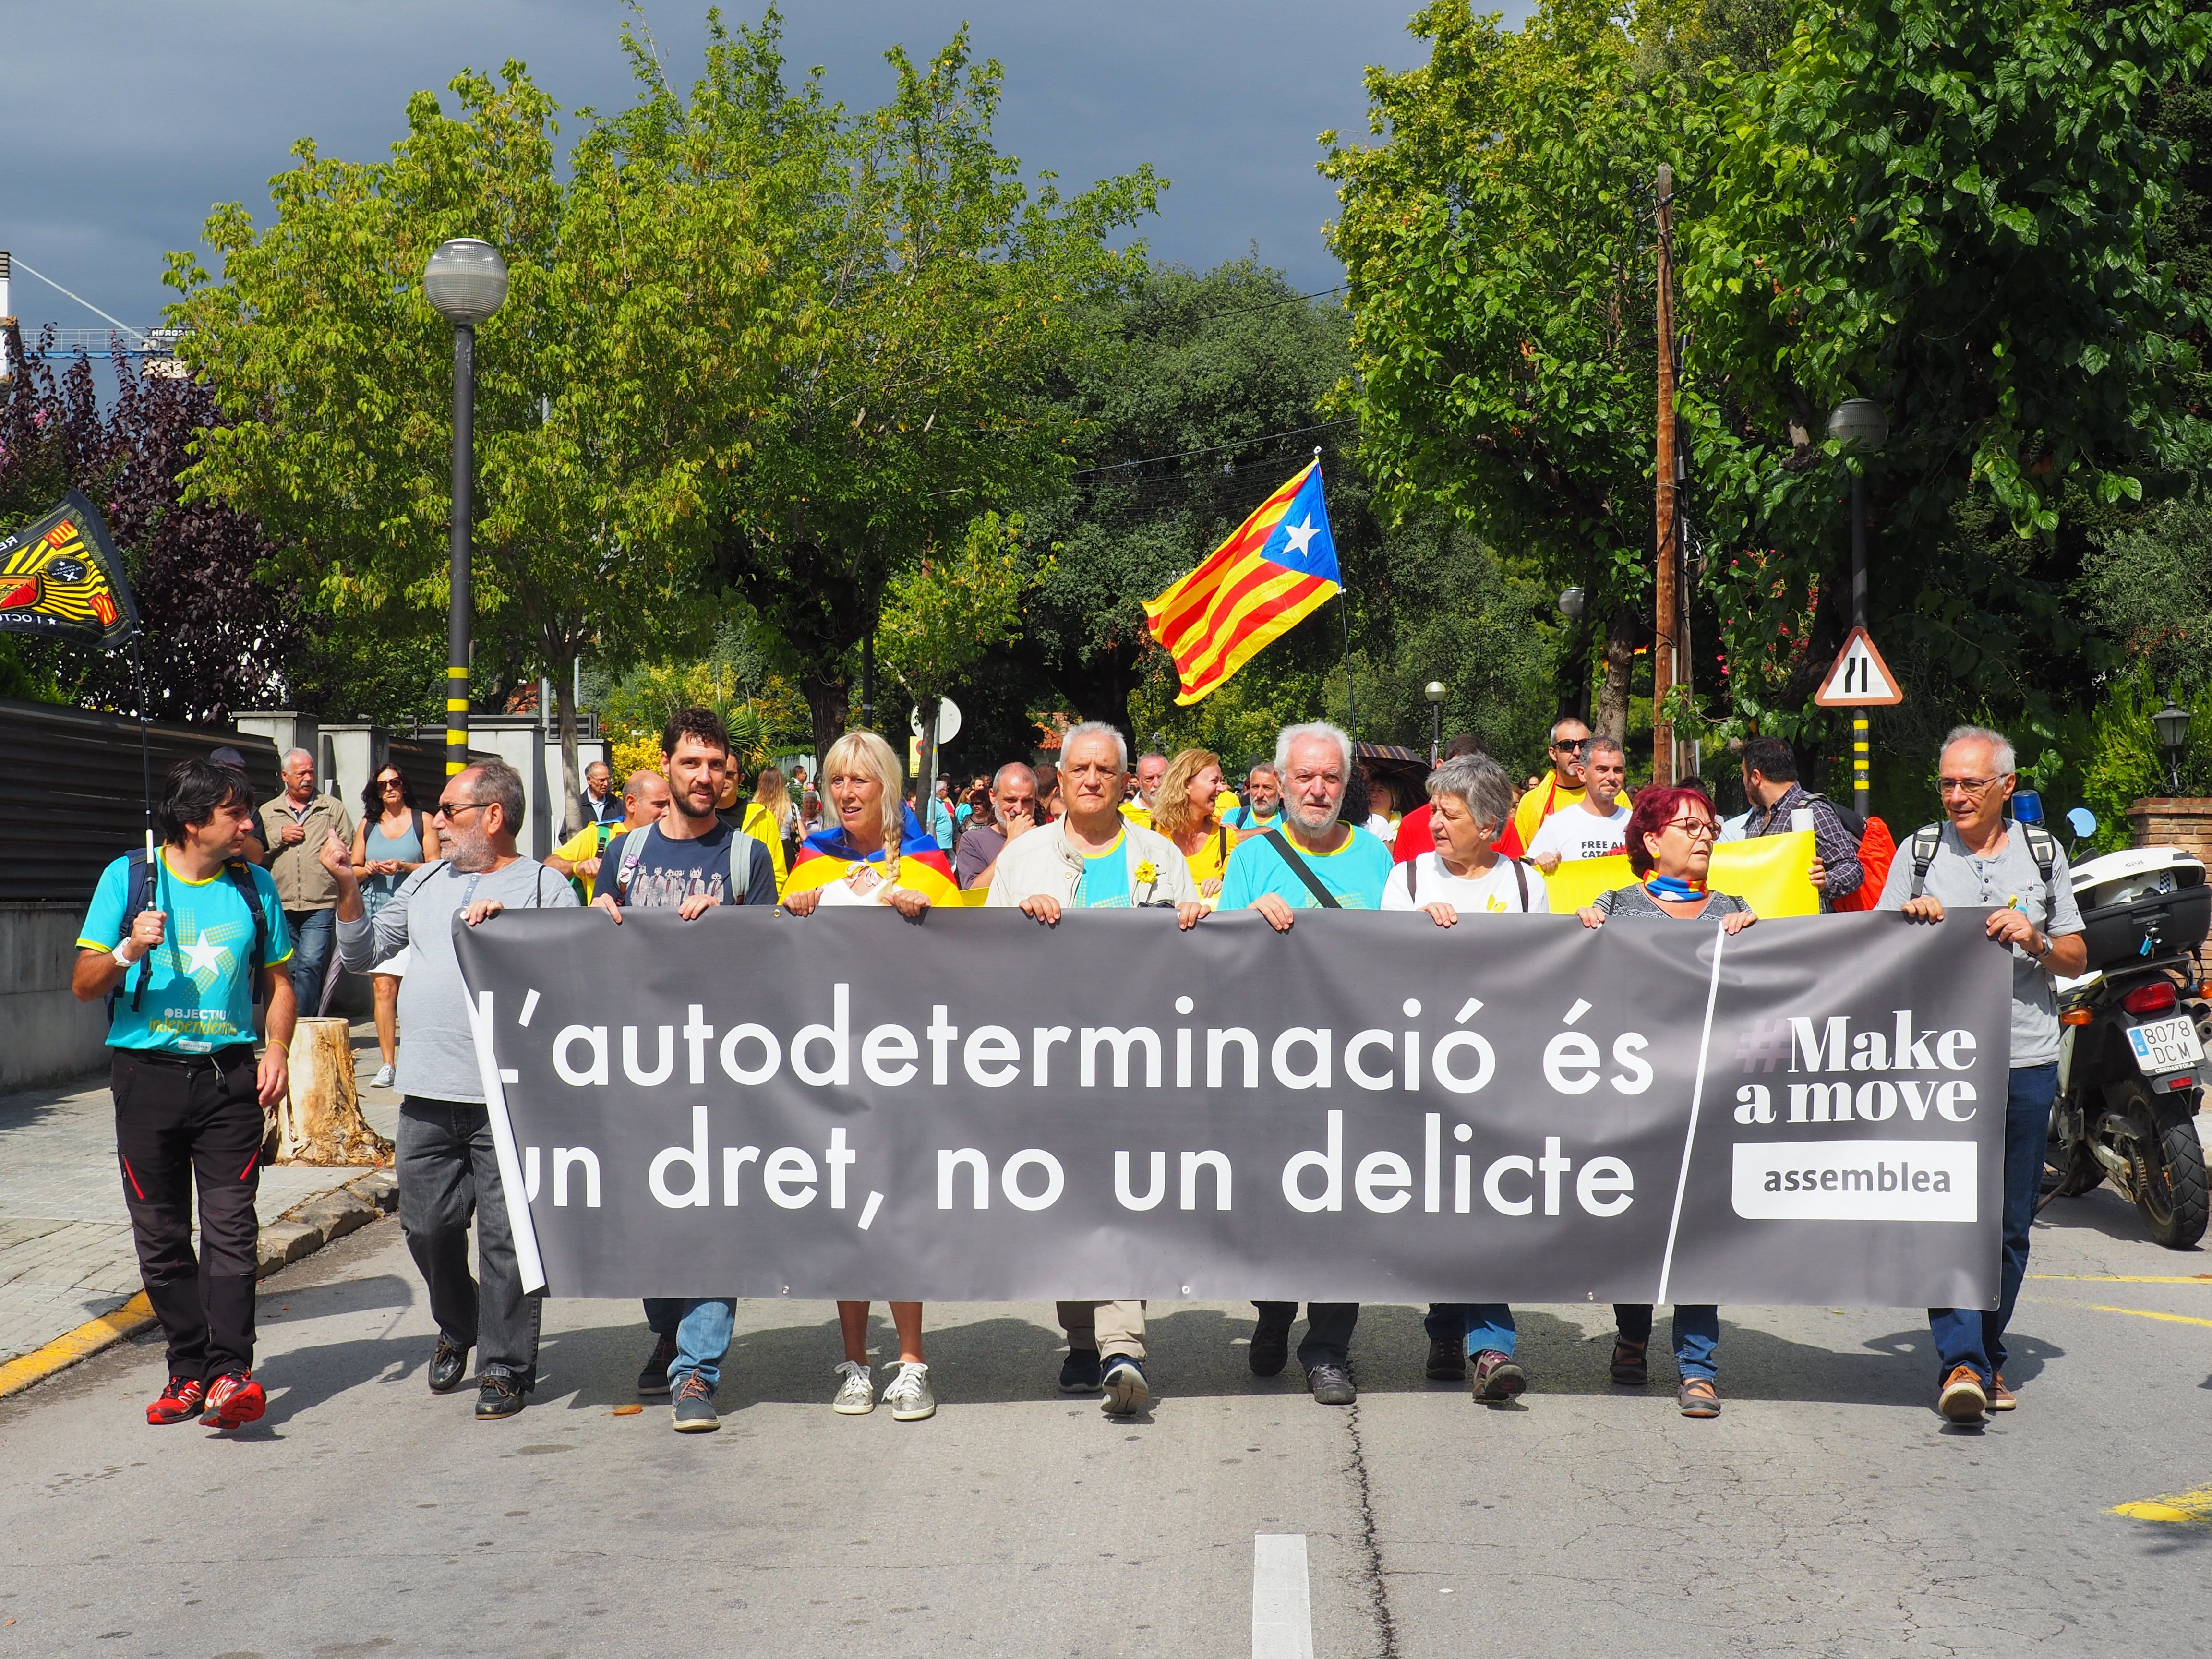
[454,908,2011,1309]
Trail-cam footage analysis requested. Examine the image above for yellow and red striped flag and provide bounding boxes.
[1142,459,1341,705]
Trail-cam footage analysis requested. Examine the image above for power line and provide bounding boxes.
[11,258,148,346]
[1071,416,1357,479]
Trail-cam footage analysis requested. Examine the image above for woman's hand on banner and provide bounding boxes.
[887,887,930,922]
[782,889,822,917]
[1422,902,1460,927]
[1577,904,1607,928]
[1721,909,1758,935]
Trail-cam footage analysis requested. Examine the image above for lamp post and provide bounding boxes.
[1425,680,1447,766]
[2155,698,2190,793]
[1827,397,1888,815]
[423,238,509,776]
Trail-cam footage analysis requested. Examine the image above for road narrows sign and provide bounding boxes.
[1814,627,1903,707]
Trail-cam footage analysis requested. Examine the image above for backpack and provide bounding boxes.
[1905,819,2056,900]
[1830,817,1895,912]
[113,847,268,1014]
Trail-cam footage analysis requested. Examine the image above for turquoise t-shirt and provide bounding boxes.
[1219,824,1394,911]
[1074,831,1132,909]
[78,850,293,1054]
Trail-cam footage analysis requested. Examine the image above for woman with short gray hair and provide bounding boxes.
[1381,752,1544,1405]
[1381,755,1548,925]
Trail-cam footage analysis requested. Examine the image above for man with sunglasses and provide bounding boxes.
[1878,725,2085,1424]
[324,757,578,1421]
[1506,717,1591,858]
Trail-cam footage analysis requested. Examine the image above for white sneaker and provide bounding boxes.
[832,1360,875,1414]
[371,1064,395,1089]
[882,1361,936,1422]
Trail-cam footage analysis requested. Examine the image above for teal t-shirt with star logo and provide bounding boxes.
[1073,831,1132,909]
[78,850,293,1053]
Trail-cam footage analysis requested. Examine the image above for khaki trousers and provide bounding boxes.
[1058,1299,1146,1360]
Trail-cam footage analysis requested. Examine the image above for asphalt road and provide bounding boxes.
[3,1180,2210,1659]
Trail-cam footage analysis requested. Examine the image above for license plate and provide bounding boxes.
[2128,1014,2206,1075]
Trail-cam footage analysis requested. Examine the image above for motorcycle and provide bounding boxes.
[2047,836,2212,1249]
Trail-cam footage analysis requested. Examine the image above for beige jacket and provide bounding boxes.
[260,792,354,910]
[985,816,1198,910]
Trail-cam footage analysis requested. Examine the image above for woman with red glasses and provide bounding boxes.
[1578,783,1756,1418]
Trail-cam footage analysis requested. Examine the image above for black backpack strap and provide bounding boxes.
[223,860,267,1003]
[1908,824,1943,900]
[2022,822,2056,890]
[1264,830,1342,909]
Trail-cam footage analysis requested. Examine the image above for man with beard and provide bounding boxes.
[325,757,578,1421]
[1218,721,1394,1405]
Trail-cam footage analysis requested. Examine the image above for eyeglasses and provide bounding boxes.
[1663,817,1718,841]
[1937,776,2003,796]
[433,799,486,820]
[1552,739,1588,754]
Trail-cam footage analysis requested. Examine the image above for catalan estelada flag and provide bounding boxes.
[1142,459,1340,705]
[783,804,963,906]
[0,491,140,651]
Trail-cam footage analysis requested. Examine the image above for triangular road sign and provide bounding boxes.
[1814,627,1903,707]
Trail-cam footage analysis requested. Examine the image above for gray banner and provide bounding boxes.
[453,908,2013,1308]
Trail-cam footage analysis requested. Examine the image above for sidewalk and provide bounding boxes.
[0,1021,399,1370]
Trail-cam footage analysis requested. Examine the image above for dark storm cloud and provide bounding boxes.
[8,1,1493,343]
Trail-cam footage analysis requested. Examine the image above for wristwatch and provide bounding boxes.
[2027,931,2052,961]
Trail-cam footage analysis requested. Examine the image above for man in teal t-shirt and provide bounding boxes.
[1225,722,1391,1411]
[73,758,296,1432]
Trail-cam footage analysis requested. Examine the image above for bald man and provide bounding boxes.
[547,769,672,903]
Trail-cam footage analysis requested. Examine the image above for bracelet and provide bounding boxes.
[111,942,139,967]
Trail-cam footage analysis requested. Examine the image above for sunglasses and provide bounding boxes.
[433,799,486,820]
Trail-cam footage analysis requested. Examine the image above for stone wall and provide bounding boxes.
[2126,798,2212,863]
[0,904,110,1092]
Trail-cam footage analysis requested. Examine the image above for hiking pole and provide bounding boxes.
[131,637,153,869]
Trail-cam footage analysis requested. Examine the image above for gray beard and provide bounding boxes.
[446,832,496,873]
[1284,801,1340,839]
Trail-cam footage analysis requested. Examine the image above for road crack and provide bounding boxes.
[1344,1397,1400,1659]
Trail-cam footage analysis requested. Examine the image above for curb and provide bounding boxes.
[0,1168,397,1404]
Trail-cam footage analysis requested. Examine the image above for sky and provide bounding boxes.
[4,1,1492,348]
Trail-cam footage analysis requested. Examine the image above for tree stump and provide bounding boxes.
[280,1017,394,1166]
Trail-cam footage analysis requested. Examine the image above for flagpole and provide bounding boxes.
[1321,448,1358,743]
[130,637,153,868]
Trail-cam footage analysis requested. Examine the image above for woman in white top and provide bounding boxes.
[780,732,938,1421]
[1382,754,1549,924]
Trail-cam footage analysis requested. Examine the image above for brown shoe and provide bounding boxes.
[1676,1378,1720,1418]
[1938,1364,1987,1423]
[1425,1337,1467,1382]
[1989,1375,2017,1411]
[1609,1337,1649,1385]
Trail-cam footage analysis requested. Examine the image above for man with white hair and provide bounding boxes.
[954,761,1038,890]
[257,746,352,1015]
[987,721,1203,1415]
[1122,751,1169,828]
[1218,721,1395,1404]
[1880,723,2085,1424]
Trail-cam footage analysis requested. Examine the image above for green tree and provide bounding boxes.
[1322,0,1682,743]
[167,54,793,829]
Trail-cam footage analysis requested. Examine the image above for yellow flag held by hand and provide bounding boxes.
[1539,832,1821,918]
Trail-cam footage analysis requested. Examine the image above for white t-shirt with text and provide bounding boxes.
[1527,803,1632,865]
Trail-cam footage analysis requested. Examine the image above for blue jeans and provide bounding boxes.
[1929,1062,2057,1389]
[286,907,336,1016]
[1613,1304,1719,1381]
[643,1297,735,1391]
[1424,1303,1518,1357]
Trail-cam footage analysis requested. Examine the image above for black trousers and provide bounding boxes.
[1252,1301,1360,1370]
[111,1047,263,1381]
[397,1098,541,1385]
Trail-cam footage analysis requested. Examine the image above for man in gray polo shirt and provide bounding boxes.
[1879,724,2085,1424]
[323,757,577,1421]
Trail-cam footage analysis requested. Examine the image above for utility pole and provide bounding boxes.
[1651,165,1680,789]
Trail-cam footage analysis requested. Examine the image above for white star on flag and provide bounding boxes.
[1279,515,1320,558]
[180,937,226,978]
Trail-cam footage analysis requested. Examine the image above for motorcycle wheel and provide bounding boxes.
[2122,1088,2211,1250]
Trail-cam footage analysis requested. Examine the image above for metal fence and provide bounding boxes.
[0,697,282,905]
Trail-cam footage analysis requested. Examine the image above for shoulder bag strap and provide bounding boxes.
[2023,823,2057,890]
[1263,829,1341,909]
[1909,825,1943,899]
[1512,857,1528,910]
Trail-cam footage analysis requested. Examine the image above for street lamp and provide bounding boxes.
[1425,680,1447,766]
[1827,397,1888,815]
[1556,587,1585,621]
[423,238,509,776]
[2155,698,2190,793]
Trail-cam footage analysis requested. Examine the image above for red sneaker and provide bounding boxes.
[147,1375,205,1425]
[199,1372,265,1429]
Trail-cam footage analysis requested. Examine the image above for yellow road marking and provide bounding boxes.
[2089,1304,2212,1328]
[2030,1274,2212,1283]
[2113,1485,2212,1523]
[0,1293,155,1401]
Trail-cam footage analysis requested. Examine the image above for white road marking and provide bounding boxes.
[1252,1532,1313,1659]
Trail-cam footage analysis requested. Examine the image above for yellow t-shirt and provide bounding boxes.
[1119,801,1152,830]
[552,822,622,903]
[1184,822,1238,902]
[1510,770,1586,854]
